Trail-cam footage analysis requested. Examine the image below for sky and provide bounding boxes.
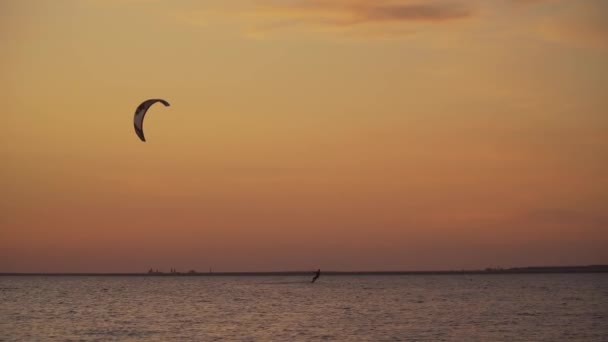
[1,0,607,272]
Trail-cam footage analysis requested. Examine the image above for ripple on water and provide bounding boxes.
[0,274,606,341]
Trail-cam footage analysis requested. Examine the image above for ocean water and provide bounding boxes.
[1,274,607,341]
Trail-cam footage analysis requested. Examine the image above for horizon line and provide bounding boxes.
[2,265,607,276]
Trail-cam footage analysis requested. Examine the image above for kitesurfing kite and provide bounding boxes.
[133,99,170,142]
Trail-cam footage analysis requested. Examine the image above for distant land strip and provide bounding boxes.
[1,265,607,276]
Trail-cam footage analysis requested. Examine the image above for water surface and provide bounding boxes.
[1,274,606,341]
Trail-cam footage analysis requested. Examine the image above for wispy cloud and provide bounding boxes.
[521,208,608,227]
[254,0,473,26]
[506,0,608,49]
[175,0,475,39]
[508,0,553,5]
[114,0,606,46]
[538,1,608,49]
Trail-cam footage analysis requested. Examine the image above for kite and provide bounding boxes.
[133,99,170,142]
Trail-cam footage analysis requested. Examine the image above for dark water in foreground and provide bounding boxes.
[1,274,607,341]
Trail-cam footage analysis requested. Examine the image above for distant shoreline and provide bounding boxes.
[2,265,607,276]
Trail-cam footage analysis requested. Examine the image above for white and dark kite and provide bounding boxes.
[133,99,170,142]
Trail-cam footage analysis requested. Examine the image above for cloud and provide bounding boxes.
[538,1,608,49]
[253,0,473,26]
[351,3,471,23]
[168,0,606,45]
[508,0,608,49]
[508,0,552,5]
[210,0,475,38]
[522,208,608,227]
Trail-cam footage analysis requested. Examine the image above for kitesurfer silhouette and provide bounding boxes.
[312,269,321,283]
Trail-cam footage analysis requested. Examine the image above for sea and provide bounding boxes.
[1,274,607,341]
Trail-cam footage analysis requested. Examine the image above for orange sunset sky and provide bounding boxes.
[1,0,607,272]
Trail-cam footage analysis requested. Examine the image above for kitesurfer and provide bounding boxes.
[312,269,321,283]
